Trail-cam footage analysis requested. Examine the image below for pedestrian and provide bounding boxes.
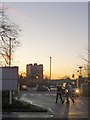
[65,82,74,103]
[56,83,64,104]
[35,84,38,91]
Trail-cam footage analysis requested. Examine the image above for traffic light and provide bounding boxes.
[72,74,75,78]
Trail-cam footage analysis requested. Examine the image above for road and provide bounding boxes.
[19,90,88,118]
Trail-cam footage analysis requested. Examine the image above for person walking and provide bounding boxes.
[56,83,64,104]
[65,82,74,103]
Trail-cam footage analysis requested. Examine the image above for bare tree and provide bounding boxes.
[0,3,21,66]
[79,47,90,78]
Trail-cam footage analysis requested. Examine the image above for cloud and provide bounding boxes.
[7,7,32,21]
[0,3,32,20]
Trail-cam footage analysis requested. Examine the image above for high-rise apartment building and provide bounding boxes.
[26,63,43,80]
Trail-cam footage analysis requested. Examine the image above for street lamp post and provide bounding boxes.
[50,57,51,80]
[8,37,15,105]
[9,37,12,105]
[9,38,11,66]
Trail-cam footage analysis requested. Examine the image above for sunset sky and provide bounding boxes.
[1,1,88,79]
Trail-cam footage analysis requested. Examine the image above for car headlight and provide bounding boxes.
[76,89,79,93]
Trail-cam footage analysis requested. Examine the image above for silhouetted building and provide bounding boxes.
[26,63,43,80]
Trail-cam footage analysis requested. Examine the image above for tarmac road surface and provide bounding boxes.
[19,91,88,118]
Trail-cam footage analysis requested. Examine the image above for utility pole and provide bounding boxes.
[50,57,51,80]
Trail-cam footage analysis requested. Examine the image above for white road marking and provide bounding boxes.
[51,94,56,96]
[28,93,57,97]
[48,108,54,113]
[23,93,26,96]
[29,94,34,96]
[45,94,49,96]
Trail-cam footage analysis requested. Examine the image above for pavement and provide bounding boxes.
[2,111,54,119]
[2,99,54,119]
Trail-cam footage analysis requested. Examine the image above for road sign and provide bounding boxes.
[0,66,18,91]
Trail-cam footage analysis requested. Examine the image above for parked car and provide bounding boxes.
[21,85,27,90]
[49,86,57,91]
[36,86,50,92]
